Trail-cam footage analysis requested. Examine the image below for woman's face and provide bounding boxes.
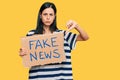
[41,8,55,27]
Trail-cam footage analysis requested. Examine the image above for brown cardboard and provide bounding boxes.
[21,32,66,67]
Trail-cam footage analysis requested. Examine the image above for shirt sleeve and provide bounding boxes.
[26,30,35,36]
[64,31,78,50]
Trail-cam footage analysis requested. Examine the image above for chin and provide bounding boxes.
[45,23,52,26]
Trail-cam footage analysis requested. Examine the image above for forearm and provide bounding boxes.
[75,25,89,41]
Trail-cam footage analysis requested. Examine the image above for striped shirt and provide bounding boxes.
[26,30,78,80]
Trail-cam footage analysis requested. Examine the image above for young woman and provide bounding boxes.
[19,2,89,80]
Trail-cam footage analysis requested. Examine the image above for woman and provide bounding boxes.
[19,2,89,80]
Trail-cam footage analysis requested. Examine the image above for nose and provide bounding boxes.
[47,15,50,20]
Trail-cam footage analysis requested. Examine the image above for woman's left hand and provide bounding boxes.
[66,20,89,41]
[66,20,79,32]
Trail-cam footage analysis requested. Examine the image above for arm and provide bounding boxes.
[66,20,89,41]
[75,24,89,41]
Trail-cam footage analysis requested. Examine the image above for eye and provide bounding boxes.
[43,13,47,16]
[50,13,53,16]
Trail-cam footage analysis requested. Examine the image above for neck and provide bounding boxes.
[43,25,51,34]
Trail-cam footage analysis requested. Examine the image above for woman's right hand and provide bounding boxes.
[19,48,27,57]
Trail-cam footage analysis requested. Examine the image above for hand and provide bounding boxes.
[19,48,27,57]
[66,20,79,33]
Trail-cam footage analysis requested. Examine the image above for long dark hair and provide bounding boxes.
[35,2,58,34]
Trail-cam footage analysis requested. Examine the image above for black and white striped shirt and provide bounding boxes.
[27,30,78,80]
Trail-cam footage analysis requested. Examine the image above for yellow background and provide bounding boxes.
[0,0,120,80]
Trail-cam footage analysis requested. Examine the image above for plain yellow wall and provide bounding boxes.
[0,0,120,80]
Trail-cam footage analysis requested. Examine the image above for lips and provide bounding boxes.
[45,21,50,23]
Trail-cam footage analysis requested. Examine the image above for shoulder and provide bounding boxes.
[26,30,36,36]
[55,29,67,34]
[55,29,64,32]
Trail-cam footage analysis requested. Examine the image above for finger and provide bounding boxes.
[66,23,76,33]
[19,51,27,56]
[20,48,22,50]
[19,54,27,57]
[66,20,73,28]
[66,26,73,33]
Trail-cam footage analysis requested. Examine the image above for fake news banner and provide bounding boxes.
[21,32,66,67]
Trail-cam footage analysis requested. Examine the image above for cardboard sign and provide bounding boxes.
[21,32,66,67]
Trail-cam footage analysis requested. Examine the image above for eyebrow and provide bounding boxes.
[43,12,54,14]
